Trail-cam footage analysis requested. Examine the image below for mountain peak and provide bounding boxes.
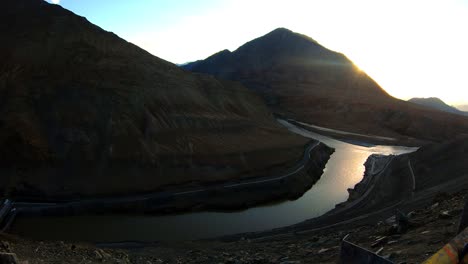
[259,27,319,45]
[268,27,293,35]
[409,97,466,115]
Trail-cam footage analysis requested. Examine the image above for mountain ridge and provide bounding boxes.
[183,28,468,142]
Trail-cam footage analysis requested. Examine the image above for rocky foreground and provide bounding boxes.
[1,190,465,263]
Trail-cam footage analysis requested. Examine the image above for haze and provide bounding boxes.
[48,0,468,105]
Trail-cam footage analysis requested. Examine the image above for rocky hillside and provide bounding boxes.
[0,1,308,198]
[184,28,468,142]
[408,137,468,191]
[409,97,467,116]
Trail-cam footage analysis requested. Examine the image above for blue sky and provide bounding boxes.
[47,0,468,105]
[54,1,222,35]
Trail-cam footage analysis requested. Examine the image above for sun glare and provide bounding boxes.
[83,0,468,105]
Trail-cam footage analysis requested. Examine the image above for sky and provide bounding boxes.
[47,0,468,105]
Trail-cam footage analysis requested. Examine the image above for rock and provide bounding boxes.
[0,241,11,252]
[387,224,399,235]
[396,210,409,233]
[439,211,452,219]
[372,236,388,248]
[383,252,399,260]
[387,240,398,245]
[0,252,19,264]
[428,240,442,245]
[95,249,112,262]
[385,216,396,225]
[280,261,301,264]
[308,236,319,242]
[449,209,462,216]
[421,231,430,235]
[430,203,440,210]
[95,250,103,261]
[376,247,384,255]
[318,248,330,254]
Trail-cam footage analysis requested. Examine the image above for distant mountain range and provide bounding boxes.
[455,104,468,111]
[183,28,468,142]
[408,97,468,116]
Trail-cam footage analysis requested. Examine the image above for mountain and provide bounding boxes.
[0,1,309,198]
[183,28,468,142]
[455,104,468,111]
[408,97,467,116]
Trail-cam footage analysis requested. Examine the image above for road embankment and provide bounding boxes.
[222,137,468,242]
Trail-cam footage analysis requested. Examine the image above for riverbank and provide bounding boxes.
[286,119,427,147]
[1,189,466,263]
[10,120,419,243]
[11,141,333,218]
[216,137,468,245]
[4,123,467,263]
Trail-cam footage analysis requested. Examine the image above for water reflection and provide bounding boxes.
[11,121,418,242]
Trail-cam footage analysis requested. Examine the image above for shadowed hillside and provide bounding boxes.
[0,1,309,198]
[184,28,468,142]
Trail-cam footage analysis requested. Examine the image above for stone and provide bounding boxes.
[372,236,388,248]
[396,210,410,234]
[376,247,384,255]
[449,209,462,216]
[407,211,416,219]
[318,248,330,254]
[383,252,399,259]
[439,211,452,219]
[95,249,112,262]
[0,252,19,264]
[0,241,10,252]
[385,216,396,225]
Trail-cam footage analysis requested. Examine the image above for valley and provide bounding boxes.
[8,120,415,242]
[0,1,467,263]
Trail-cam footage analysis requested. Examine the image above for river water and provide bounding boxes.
[10,120,418,242]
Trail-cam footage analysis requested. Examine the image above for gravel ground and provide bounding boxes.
[1,190,465,264]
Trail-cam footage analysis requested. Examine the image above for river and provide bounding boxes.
[10,120,418,242]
